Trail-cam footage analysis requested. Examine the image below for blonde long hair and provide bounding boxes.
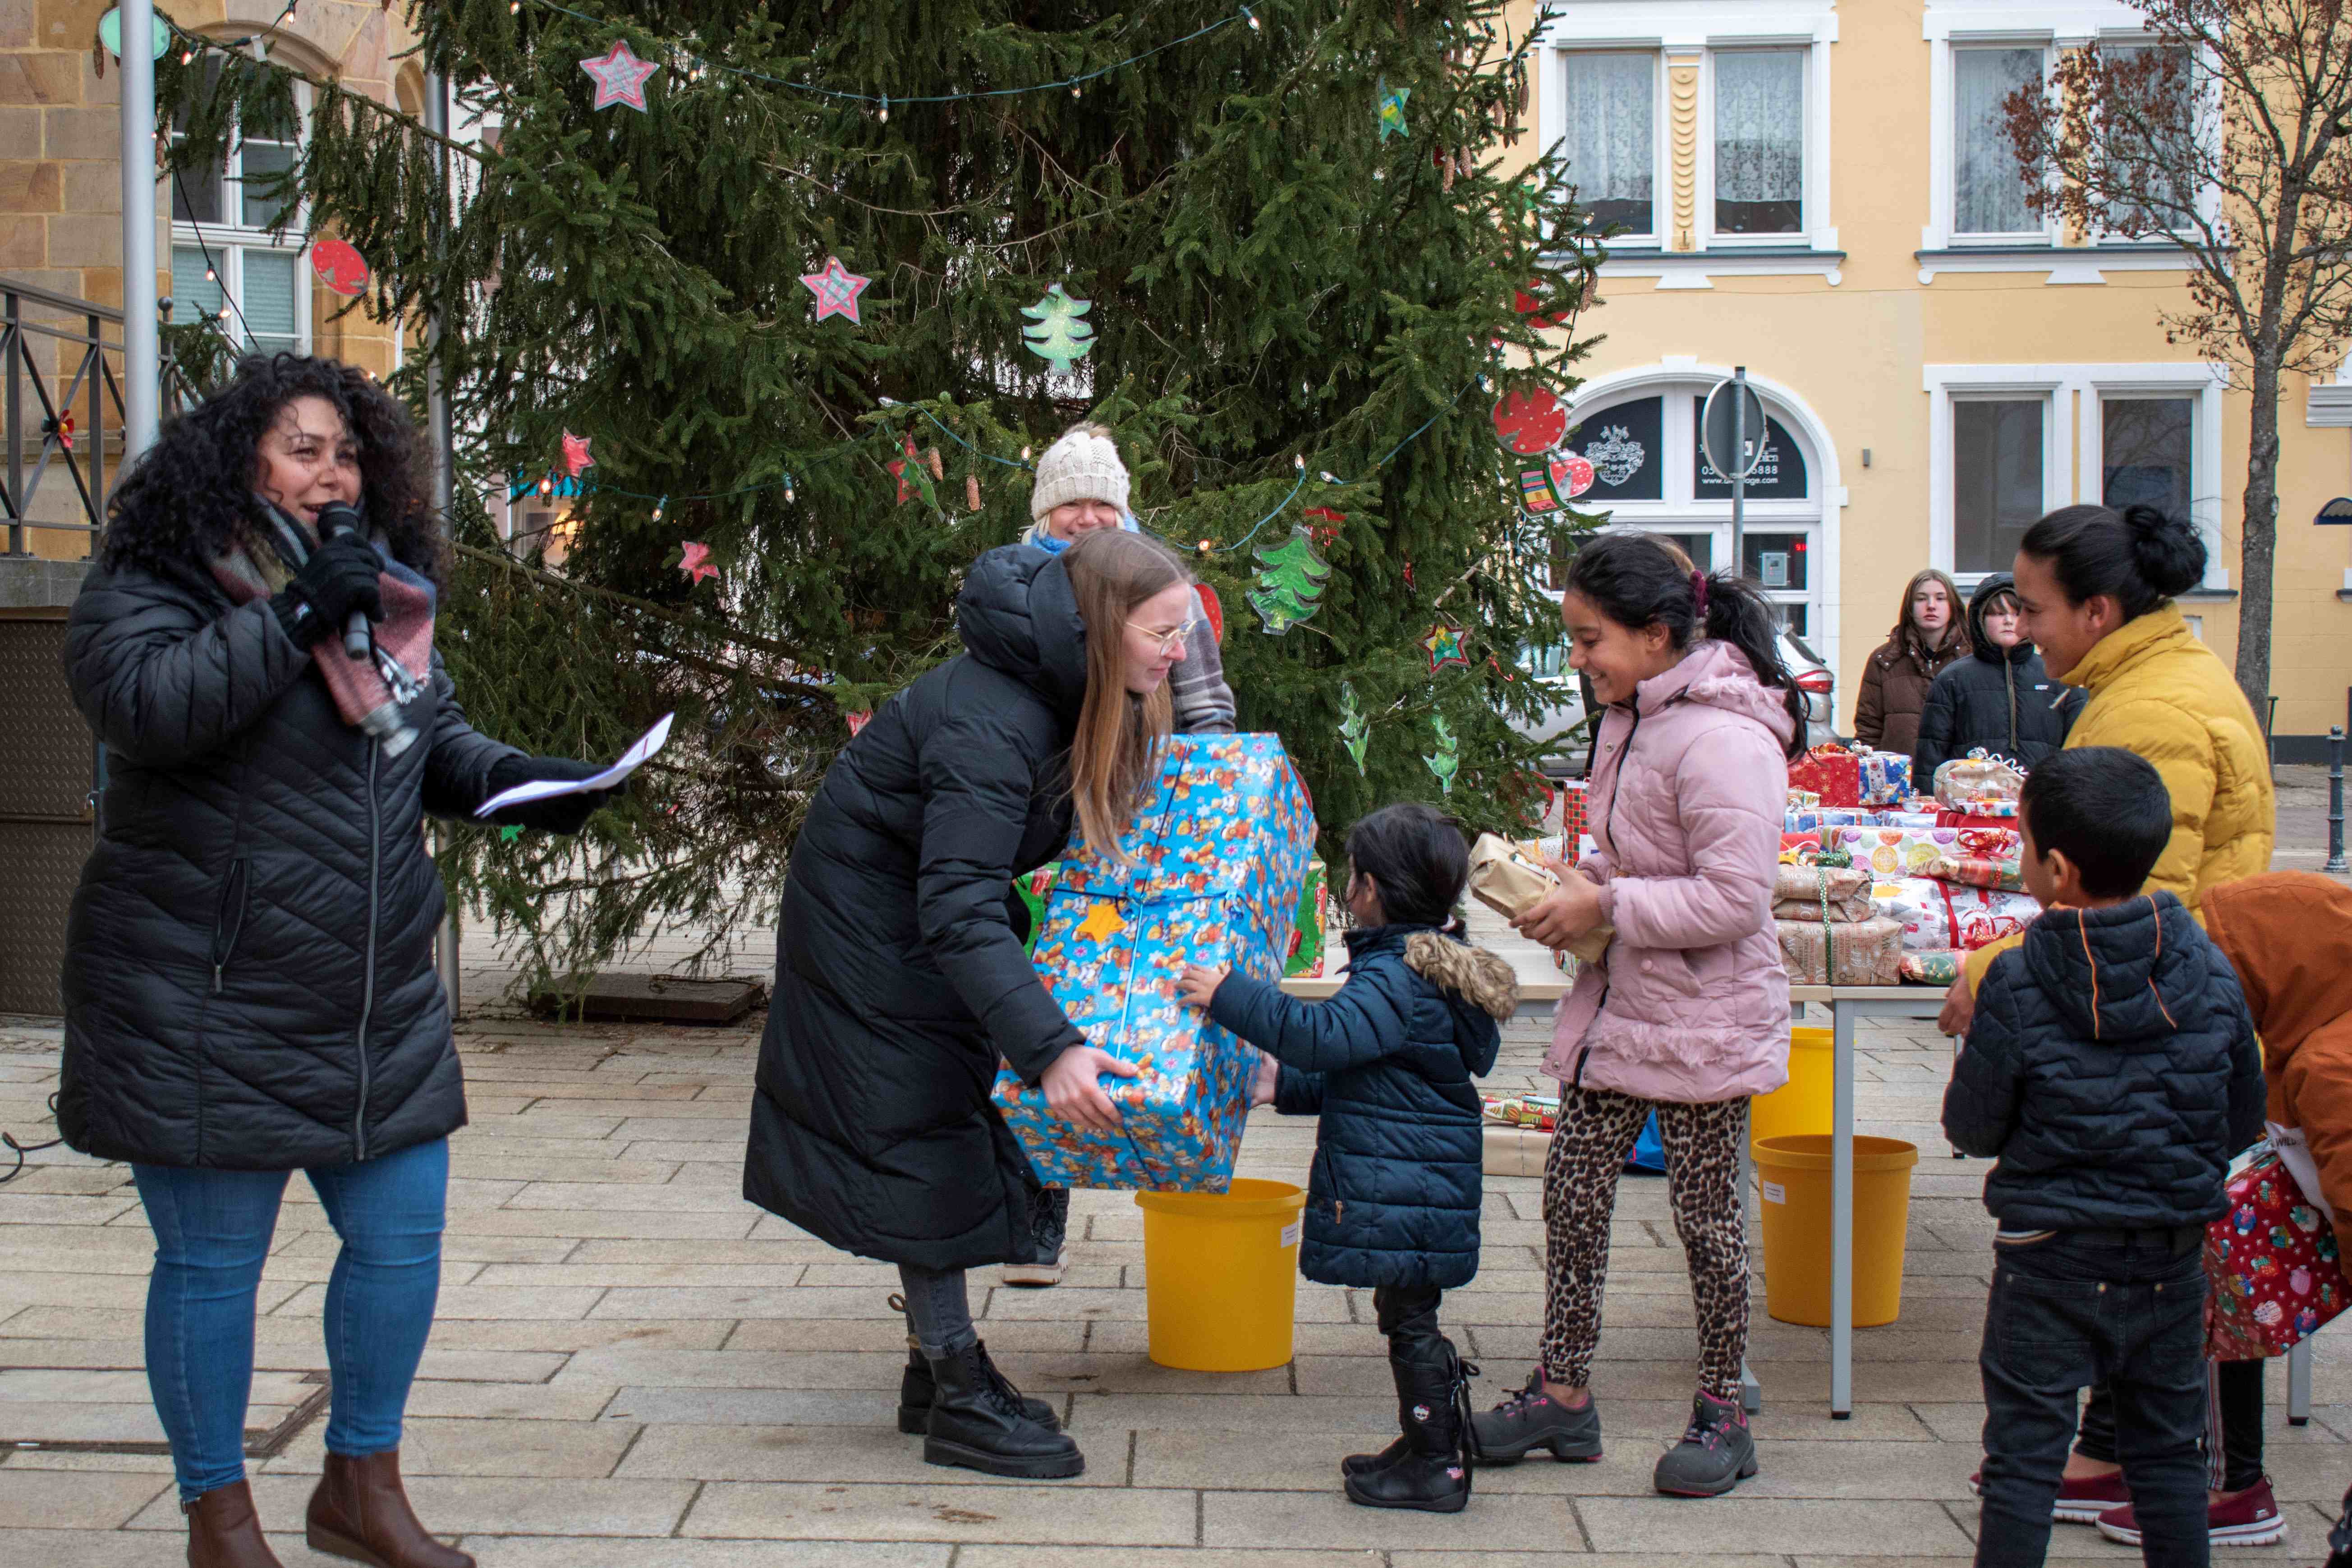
[1061,529,1189,862]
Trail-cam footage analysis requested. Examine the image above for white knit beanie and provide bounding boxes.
[1029,422,1131,521]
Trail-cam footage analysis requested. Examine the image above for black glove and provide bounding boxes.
[271,532,386,647]
[482,755,624,835]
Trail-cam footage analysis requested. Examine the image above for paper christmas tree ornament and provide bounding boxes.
[1491,387,1567,456]
[1021,284,1097,372]
[1247,525,1331,635]
[1337,682,1370,775]
[1425,715,1459,795]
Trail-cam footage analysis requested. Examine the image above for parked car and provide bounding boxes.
[1513,626,1837,774]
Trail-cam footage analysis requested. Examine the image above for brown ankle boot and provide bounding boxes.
[305,1450,473,1568]
[183,1479,285,1568]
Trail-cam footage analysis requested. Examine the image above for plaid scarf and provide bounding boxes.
[209,501,436,742]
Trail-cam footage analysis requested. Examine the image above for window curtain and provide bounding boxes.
[1561,53,1655,233]
[1714,51,1803,233]
[1954,49,2041,235]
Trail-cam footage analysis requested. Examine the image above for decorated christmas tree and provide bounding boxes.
[160,0,1603,983]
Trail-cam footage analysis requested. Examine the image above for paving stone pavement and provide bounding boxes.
[4,1006,2347,1567]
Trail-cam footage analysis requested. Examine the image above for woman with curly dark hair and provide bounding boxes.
[59,354,616,1568]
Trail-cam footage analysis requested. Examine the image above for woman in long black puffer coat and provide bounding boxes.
[744,529,1205,1484]
[1912,573,2083,786]
[60,353,618,1568]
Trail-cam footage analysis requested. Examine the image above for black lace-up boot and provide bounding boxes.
[1470,1366,1604,1463]
[922,1338,1084,1479]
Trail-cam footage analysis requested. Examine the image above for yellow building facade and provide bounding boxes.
[1502,0,2352,754]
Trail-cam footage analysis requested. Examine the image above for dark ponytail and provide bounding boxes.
[1343,803,1470,929]
[2017,503,2205,621]
[1560,533,1807,760]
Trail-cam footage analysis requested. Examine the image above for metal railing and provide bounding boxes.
[2,277,198,559]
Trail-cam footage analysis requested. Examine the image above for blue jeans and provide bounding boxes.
[133,1138,448,1502]
[1975,1228,2209,1568]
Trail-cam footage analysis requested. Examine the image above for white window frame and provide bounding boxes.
[168,45,311,356]
[1925,361,2228,591]
[1698,44,1824,250]
[1534,2,1840,286]
[1938,39,2055,248]
[1549,46,1668,250]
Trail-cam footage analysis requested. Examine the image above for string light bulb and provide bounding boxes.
[1197,538,1213,555]
[878,95,889,123]
[180,49,193,64]
[538,477,552,497]
[784,477,795,503]
[1242,5,1259,29]
[204,267,216,281]
[1071,85,1081,98]
[508,0,519,11]
[1293,454,1306,470]
[652,495,666,521]
[1020,445,1032,461]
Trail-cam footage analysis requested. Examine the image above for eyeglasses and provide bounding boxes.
[1127,616,1198,657]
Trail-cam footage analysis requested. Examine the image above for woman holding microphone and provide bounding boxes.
[59,354,622,1568]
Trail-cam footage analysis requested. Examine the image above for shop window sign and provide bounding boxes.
[1567,396,1664,502]
[1690,397,1807,499]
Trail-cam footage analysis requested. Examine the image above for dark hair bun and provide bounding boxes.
[2121,504,2205,598]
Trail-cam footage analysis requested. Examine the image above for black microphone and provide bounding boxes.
[313,501,375,661]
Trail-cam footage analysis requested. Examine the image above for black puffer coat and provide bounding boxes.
[58,558,518,1170]
[1943,893,2265,1229]
[1208,925,1513,1289]
[1912,574,2083,785]
[744,546,1090,1272]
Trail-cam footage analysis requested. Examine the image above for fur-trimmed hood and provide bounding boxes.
[1405,930,1519,1021]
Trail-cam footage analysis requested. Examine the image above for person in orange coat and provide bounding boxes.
[2066,872,2352,1553]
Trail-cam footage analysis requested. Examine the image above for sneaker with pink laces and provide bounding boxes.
[1966,1467,2131,1523]
[2094,1478,2287,1548]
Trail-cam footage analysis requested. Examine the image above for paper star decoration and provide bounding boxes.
[579,41,660,112]
[499,824,524,842]
[1075,901,1128,945]
[561,430,594,476]
[678,541,717,584]
[1422,621,1470,674]
[1378,79,1410,140]
[800,256,872,324]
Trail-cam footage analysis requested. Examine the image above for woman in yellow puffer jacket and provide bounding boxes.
[1952,501,2272,1005]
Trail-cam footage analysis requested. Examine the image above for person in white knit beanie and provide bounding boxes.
[1004,420,1238,1290]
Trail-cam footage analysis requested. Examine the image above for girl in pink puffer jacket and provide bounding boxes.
[1472,533,1801,1500]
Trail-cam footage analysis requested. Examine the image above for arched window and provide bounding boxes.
[1558,378,1825,639]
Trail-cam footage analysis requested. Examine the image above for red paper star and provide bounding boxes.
[678,541,717,584]
[1303,506,1345,548]
[579,41,660,112]
[1421,621,1469,673]
[561,430,593,476]
[800,256,872,324]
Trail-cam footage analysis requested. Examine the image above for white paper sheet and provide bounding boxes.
[474,712,673,818]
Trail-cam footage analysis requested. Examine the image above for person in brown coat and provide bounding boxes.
[1853,568,1967,755]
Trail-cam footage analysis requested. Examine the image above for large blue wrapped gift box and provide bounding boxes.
[992,733,1316,1191]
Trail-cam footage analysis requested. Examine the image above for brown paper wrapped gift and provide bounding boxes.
[1775,916,1905,986]
[1770,864,1875,924]
[1467,833,1613,964]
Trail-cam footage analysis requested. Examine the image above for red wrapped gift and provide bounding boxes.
[2205,1145,2348,1359]
[1557,779,1589,847]
[1788,745,1862,809]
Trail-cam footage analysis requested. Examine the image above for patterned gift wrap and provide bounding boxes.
[1787,789,1822,812]
[1871,878,2040,952]
[1922,853,2027,893]
[1899,950,1964,986]
[1780,831,1824,864]
[1789,745,1863,809]
[1859,750,1913,807]
[992,733,1316,1192]
[1879,811,1944,830]
[1785,810,1824,835]
[2205,1146,2349,1360]
[1834,825,1966,877]
[1015,863,1061,956]
[1284,859,1329,978]
[1776,916,1905,985]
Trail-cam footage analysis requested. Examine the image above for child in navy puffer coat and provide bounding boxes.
[1179,803,1516,1515]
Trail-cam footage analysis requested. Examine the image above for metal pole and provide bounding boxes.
[423,70,463,1020]
[2327,727,2346,875]
[118,0,160,470]
[1731,365,1748,579]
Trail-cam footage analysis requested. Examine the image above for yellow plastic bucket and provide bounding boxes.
[1753,1134,1920,1328]
[1749,1027,1833,1149]
[1134,1179,1307,1371]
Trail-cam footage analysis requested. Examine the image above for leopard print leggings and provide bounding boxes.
[1539,1085,1751,1399]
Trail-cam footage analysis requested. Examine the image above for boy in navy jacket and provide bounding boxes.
[1943,748,2264,1568]
[1181,803,1515,1514]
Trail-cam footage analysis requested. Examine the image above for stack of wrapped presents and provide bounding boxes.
[1776,746,2040,986]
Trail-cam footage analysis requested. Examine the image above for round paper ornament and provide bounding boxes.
[1491,388,1566,456]
[1553,452,1595,498]
[310,240,370,298]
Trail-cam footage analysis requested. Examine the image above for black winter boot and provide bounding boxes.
[897,1340,1060,1435]
[1343,1339,1475,1513]
[923,1338,1084,1479]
